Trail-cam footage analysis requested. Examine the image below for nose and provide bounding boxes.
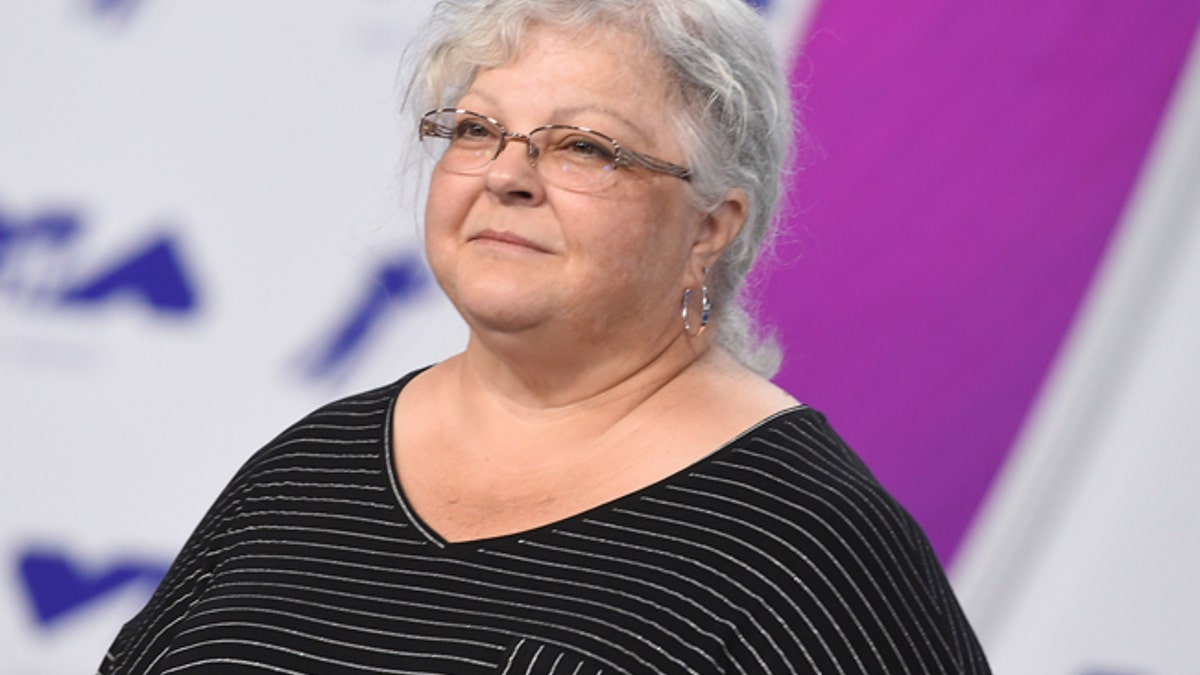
[483,132,545,204]
[495,132,538,167]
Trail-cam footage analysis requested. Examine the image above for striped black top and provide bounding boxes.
[100,370,990,674]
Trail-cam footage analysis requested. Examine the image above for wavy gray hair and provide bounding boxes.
[406,0,796,377]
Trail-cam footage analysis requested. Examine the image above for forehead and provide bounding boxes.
[520,23,664,82]
[463,23,679,129]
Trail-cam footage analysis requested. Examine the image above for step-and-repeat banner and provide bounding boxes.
[3,1,1198,672]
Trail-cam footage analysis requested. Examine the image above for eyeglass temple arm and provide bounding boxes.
[420,118,453,137]
[620,149,692,181]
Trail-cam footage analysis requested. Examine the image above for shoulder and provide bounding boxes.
[183,372,421,533]
[230,372,417,482]
[691,406,945,594]
[633,407,990,672]
[699,406,902,524]
[98,372,427,672]
[730,407,911,523]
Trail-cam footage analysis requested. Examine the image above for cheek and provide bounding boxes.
[424,173,472,249]
[422,173,475,298]
[425,171,463,233]
[577,195,695,292]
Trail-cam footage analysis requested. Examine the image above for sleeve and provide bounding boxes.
[97,443,274,674]
[97,380,402,672]
[726,502,991,675]
[723,412,993,674]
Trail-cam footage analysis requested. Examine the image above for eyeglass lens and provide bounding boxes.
[421,110,620,189]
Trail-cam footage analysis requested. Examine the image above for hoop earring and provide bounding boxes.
[681,283,711,337]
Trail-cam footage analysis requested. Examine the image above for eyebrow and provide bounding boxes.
[555,105,650,144]
[459,89,653,146]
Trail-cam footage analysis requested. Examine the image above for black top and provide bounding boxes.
[101,370,990,674]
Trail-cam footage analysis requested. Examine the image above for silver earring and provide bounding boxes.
[681,283,711,337]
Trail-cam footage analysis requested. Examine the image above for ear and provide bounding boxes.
[689,188,748,281]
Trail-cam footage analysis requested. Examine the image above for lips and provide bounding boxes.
[468,229,551,253]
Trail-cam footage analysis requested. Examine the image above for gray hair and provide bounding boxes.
[406,0,795,377]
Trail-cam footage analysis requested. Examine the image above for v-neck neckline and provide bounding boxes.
[378,368,806,552]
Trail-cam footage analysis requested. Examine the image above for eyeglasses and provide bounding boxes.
[419,108,691,191]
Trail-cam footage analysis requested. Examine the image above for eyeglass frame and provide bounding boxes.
[418,108,693,186]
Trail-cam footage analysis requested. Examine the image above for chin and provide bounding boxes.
[461,306,548,336]
[450,283,554,335]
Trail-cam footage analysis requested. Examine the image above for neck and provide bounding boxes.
[452,324,711,424]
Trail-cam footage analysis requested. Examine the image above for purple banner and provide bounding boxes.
[765,0,1200,563]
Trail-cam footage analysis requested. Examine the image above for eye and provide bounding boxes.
[453,118,497,141]
[558,133,617,162]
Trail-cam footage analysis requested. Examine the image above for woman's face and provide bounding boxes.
[424,24,719,350]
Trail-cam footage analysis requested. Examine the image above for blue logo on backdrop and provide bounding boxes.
[18,548,168,627]
[0,208,200,316]
[84,0,146,23]
[298,251,430,383]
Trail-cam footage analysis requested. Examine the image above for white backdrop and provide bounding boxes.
[2,1,1199,673]
[1,2,463,670]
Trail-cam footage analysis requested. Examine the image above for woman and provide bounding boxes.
[101,0,990,672]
